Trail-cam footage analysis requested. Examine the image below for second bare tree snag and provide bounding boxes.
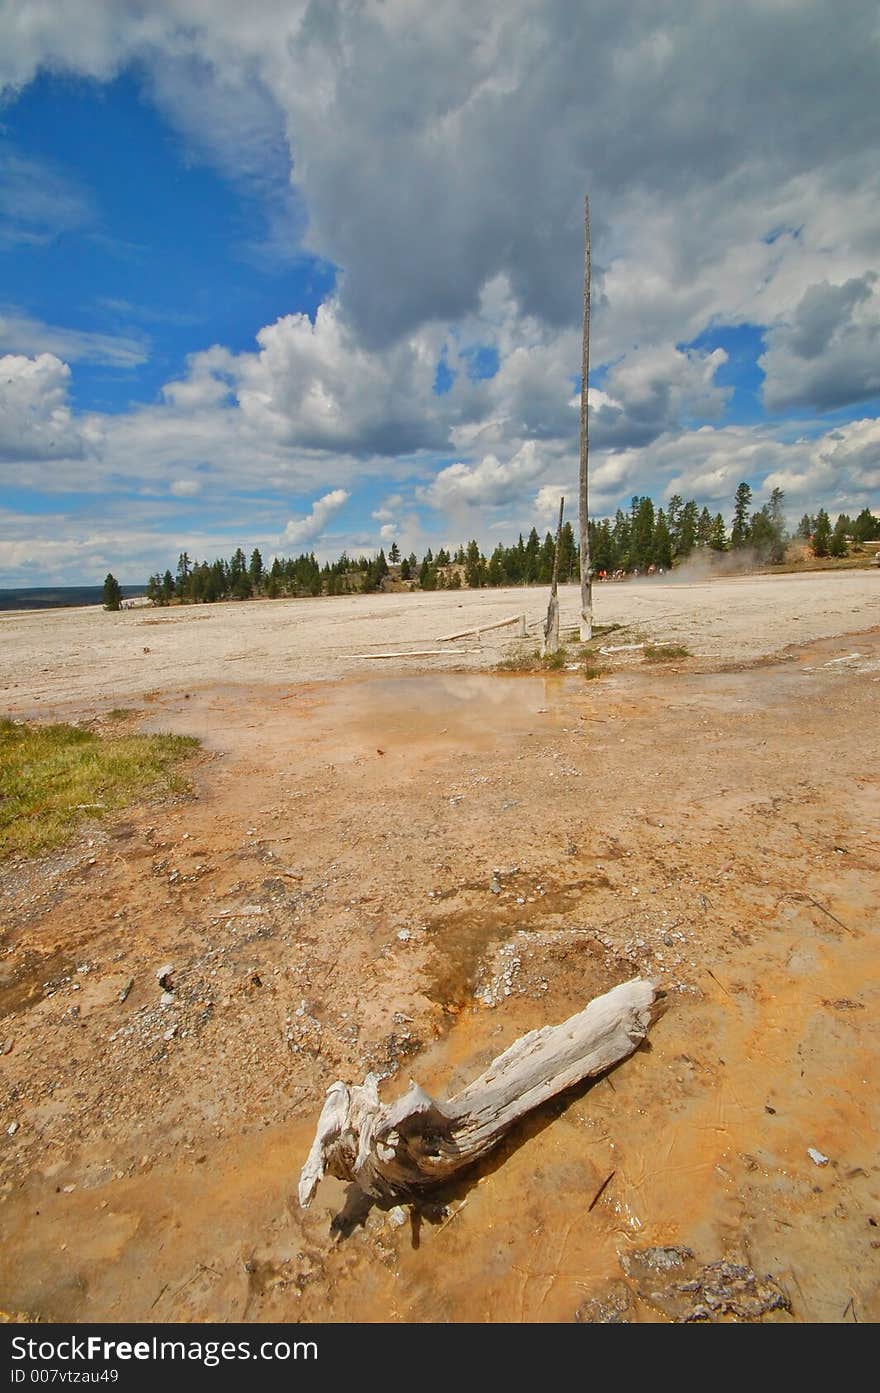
[542,495,565,656]
[299,976,662,1207]
[579,195,593,642]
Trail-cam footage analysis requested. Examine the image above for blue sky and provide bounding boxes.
[3,72,335,409]
[1,2,878,584]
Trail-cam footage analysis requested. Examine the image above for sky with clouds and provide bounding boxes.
[0,0,878,584]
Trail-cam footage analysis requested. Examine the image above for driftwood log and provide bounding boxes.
[436,613,527,643]
[299,977,661,1207]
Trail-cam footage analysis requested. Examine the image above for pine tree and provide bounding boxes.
[612,509,631,570]
[631,497,655,569]
[768,488,785,535]
[464,539,484,587]
[852,508,880,541]
[524,527,540,583]
[389,541,400,564]
[487,545,506,586]
[764,487,787,562]
[103,573,123,611]
[591,518,613,574]
[652,509,673,568]
[249,548,263,590]
[505,536,523,583]
[828,514,849,557]
[797,514,814,540]
[666,494,683,554]
[538,531,555,583]
[400,557,411,580]
[749,505,777,562]
[710,513,728,551]
[677,500,699,557]
[697,506,713,548]
[812,509,832,557]
[731,482,753,548]
[558,521,577,580]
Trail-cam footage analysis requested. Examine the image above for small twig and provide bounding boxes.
[803,895,858,938]
[588,1170,616,1212]
[706,968,731,998]
[435,1199,468,1235]
[788,1265,808,1314]
[842,1296,858,1323]
[780,891,857,936]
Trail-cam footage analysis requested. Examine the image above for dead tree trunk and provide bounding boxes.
[299,976,661,1207]
[579,195,593,642]
[541,495,565,656]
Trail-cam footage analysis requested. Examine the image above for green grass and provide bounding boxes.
[643,643,691,662]
[543,648,567,670]
[496,644,609,678]
[0,719,199,858]
[496,645,567,672]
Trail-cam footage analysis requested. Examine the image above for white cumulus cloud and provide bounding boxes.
[280,488,350,548]
[0,352,82,462]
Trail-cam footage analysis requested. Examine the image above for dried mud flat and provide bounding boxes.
[1,572,879,1323]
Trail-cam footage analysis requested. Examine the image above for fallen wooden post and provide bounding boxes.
[436,613,526,643]
[355,647,482,659]
[299,976,662,1206]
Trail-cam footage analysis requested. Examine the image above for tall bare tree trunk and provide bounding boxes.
[579,195,593,642]
[541,495,564,655]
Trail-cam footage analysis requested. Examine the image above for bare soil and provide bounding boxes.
[1,572,878,1323]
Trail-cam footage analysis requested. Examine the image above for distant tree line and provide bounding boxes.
[794,505,880,557]
[137,485,879,606]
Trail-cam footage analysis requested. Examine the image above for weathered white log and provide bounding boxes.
[299,976,661,1207]
[436,613,526,643]
[355,648,482,658]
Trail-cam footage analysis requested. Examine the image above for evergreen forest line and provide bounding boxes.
[125,485,879,609]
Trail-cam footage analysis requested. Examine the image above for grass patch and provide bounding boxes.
[496,645,570,672]
[0,719,199,858]
[106,707,139,722]
[496,644,609,678]
[643,643,690,662]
